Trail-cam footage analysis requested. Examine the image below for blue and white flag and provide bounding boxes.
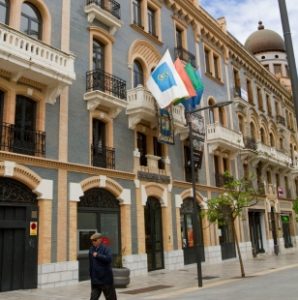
[146,50,189,108]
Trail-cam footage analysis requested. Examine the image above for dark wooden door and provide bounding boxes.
[145,197,164,271]
[0,178,38,291]
[13,96,37,155]
[249,211,265,255]
[0,205,38,291]
[219,221,236,260]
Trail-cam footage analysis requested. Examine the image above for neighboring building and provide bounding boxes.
[0,0,297,291]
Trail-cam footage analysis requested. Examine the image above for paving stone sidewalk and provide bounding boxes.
[1,251,298,300]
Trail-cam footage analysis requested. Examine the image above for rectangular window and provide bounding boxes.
[273,64,282,76]
[176,28,183,48]
[204,48,211,75]
[233,69,240,90]
[147,7,156,36]
[266,94,272,116]
[133,0,142,27]
[246,79,253,104]
[153,137,164,169]
[0,0,8,24]
[213,54,220,80]
[137,132,147,166]
[257,87,263,111]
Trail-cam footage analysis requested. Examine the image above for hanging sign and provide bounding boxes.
[190,112,205,143]
[157,106,175,145]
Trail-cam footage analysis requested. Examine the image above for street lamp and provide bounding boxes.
[186,100,233,287]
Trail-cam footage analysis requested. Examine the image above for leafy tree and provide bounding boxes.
[205,172,256,278]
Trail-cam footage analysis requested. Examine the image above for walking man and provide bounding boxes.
[89,233,117,300]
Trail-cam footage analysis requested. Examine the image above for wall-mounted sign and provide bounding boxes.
[30,221,38,236]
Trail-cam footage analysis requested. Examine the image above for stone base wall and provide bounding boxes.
[203,246,221,264]
[122,254,147,277]
[164,250,184,270]
[38,261,78,288]
[239,242,253,259]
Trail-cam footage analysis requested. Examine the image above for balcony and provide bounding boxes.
[92,145,115,169]
[276,115,286,126]
[126,85,156,129]
[256,142,292,167]
[174,47,196,68]
[206,122,244,153]
[214,173,232,187]
[85,0,122,35]
[0,23,75,104]
[84,69,127,118]
[0,122,45,157]
[244,137,257,150]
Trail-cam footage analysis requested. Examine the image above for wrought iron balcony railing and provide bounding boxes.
[215,173,233,187]
[0,122,45,156]
[86,69,126,100]
[276,115,286,126]
[92,145,115,169]
[86,0,121,19]
[174,47,196,68]
[244,137,257,150]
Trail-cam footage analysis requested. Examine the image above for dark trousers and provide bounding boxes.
[90,284,117,300]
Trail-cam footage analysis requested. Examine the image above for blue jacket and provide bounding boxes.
[89,244,114,285]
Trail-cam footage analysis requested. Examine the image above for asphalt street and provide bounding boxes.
[147,266,298,300]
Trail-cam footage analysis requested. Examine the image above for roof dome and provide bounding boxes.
[244,21,285,54]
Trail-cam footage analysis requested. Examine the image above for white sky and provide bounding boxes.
[200,0,298,64]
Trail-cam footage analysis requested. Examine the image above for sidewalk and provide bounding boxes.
[1,251,298,300]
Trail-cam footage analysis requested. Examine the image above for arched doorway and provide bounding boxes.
[77,188,120,281]
[0,178,38,291]
[144,197,164,271]
[180,197,205,265]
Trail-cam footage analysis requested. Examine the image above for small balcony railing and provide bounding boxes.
[215,173,233,187]
[86,0,121,19]
[244,137,257,150]
[276,115,286,126]
[92,145,115,169]
[174,47,196,68]
[86,69,126,100]
[0,122,45,156]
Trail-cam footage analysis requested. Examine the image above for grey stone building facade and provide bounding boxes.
[0,0,297,291]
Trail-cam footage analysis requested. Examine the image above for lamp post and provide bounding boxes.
[277,0,298,127]
[186,100,233,288]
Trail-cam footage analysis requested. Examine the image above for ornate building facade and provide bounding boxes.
[0,0,297,291]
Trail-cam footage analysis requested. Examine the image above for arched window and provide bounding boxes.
[260,128,266,144]
[238,115,244,134]
[270,133,275,147]
[219,107,225,126]
[208,99,215,124]
[0,0,9,24]
[93,40,105,70]
[133,60,144,88]
[21,2,42,39]
[250,122,256,139]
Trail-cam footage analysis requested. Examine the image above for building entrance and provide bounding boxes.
[145,197,164,271]
[0,178,38,291]
[249,211,265,256]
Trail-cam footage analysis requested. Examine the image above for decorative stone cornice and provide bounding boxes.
[0,152,135,181]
